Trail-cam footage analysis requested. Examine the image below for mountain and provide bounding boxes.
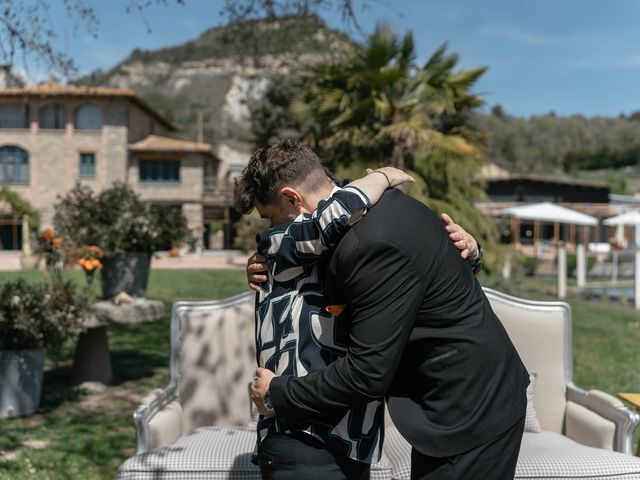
[80,15,354,147]
[78,15,640,192]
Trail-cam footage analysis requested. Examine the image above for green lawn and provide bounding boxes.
[0,269,247,480]
[480,274,640,394]
[0,270,639,479]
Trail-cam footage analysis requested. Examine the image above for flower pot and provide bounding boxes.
[0,349,45,418]
[101,252,152,300]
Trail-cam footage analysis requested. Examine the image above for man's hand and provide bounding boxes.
[366,167,415,188]
[250,367,276,416]
[441,213,478,260]
[246,252,268,292]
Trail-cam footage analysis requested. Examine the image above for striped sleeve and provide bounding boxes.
[257,187,370,281]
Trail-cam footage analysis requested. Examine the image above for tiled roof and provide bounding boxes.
[0,82,176,131]
[0,84,136,97]
[129,135,214,155]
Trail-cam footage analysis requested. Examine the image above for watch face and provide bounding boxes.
[264,390,273,410]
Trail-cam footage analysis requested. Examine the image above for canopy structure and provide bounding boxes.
[603,210,640,310]
[603,210,640,226]
[500,202,598,226]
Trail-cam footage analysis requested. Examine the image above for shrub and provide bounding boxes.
[53,182,192,256]
[522,256,539,277]
[0,279,89,351]
[233,211,269,253]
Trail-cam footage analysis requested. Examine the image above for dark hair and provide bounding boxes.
[233,139,326,214]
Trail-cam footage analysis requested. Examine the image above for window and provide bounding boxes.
[0,146,29,184]
[74,104,103,130]
[39,104,66,129]
[79,153,96,177]
[0,104,29,128]
[139,160,180,184]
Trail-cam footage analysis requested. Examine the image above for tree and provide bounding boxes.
[288,24,495,245]
[291,25,485,169]
[0,0,183,78]
[221,0,371,30]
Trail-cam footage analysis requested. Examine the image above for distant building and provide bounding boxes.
[476,174,613,251]
[0,82,233,249]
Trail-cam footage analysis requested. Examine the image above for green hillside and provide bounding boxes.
[79,16,640,188]
[82,14,353,87]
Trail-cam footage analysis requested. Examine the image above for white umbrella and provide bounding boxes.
[501,202,598,300]
[603,210,640,226]
[500,202,598,226]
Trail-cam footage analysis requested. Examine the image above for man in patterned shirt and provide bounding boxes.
[234,140,481,480]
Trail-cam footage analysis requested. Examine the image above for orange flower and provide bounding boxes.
[51,237,63,247]
[83,262,95,272]
[41,229,55,241]
[92,259,103,270]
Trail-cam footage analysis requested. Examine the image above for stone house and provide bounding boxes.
[0,83,230,250]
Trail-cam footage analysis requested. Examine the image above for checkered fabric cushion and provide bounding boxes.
[118,426,393,480]
[382,426,412,480]
[525,372,542,433]
[117,426,259,480]
[515,431,640,479]
[372,427,640,480]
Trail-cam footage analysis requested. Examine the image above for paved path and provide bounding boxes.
[0,250,251,271]
[151,250,250,270]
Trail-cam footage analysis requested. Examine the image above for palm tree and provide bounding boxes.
[292,23,486,170]
[291,23,496,258]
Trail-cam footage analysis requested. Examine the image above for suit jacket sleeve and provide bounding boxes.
[268,239,425,429]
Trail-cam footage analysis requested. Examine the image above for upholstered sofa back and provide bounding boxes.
[175,292,256,435]
[174,288,571,436]
[484,288,570,434]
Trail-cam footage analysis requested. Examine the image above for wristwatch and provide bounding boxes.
[469,245,483,273]
[263,390,274,412]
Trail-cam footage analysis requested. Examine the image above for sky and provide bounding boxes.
[34,0,640,118]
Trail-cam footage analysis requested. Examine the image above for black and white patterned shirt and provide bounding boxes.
[255,186,385,464]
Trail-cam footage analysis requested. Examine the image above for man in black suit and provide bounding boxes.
[250,146,530,479]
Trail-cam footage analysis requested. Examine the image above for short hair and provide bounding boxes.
[233,139,327,214]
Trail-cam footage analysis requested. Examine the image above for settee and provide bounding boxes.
[118,288,640,479]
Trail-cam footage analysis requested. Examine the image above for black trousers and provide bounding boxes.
[410,415,526,480]
[257,432,370,480]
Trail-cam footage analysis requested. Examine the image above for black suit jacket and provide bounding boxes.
[269,189,529,456]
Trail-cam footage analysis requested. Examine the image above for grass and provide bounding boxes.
[0,269,639,478]
[480,273,640,394]
[0,269,247,480]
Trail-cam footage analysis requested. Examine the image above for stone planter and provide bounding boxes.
[101,252,152,300]
[0,349,45,418]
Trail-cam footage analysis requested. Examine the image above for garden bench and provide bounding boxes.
[72,300,164,385]
[117,288,640,479]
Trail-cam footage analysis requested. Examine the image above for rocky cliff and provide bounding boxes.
[82,16,353,147]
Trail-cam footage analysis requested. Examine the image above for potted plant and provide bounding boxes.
[0,279,89,417]
[53,182,192,299]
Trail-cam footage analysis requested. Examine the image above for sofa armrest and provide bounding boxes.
[133,382,180,454]
[566,383,640,455]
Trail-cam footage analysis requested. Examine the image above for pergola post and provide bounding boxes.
[558,243,567,299]
[512,217,520,247]
[635,224,640,311]
[583,225,590,246]
[576,243,586,288]
[570,223,576,248]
